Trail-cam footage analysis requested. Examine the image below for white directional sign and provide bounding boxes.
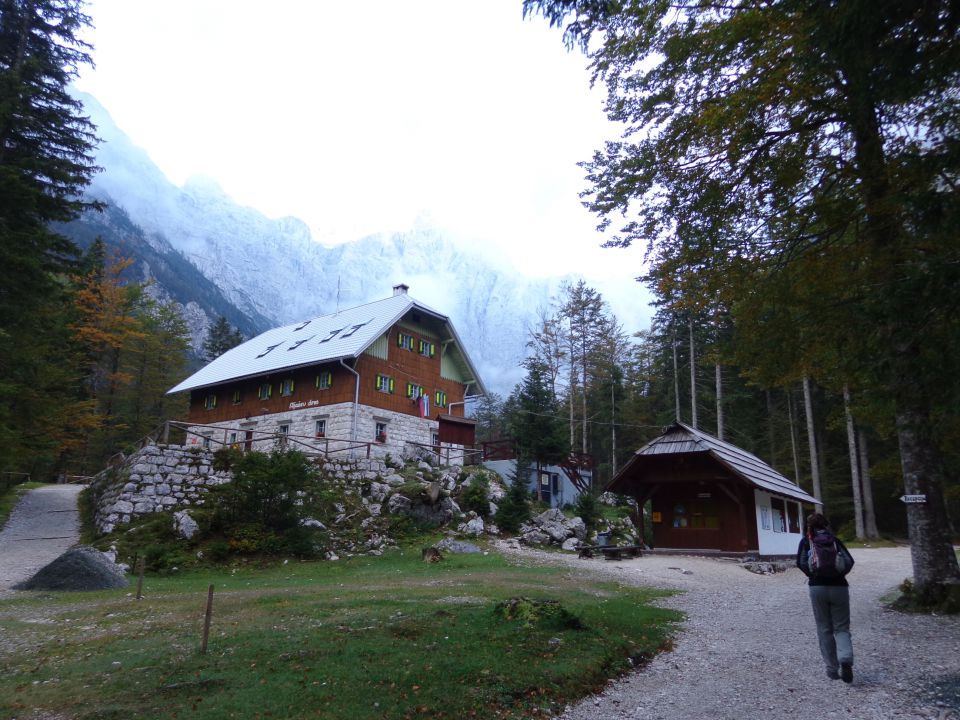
[899,494,927,504]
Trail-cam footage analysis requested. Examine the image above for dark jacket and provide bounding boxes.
[796,531,854,587]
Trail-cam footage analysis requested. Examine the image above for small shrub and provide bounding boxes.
[228,523,274,554]
[212,447,243,472]
[210,449,324,532]
[207,540,231,562]
[892,578,960,614]
[460,475,490,517]
[493,597,585,631]
[495,466,532,534]
[574,491,602,532]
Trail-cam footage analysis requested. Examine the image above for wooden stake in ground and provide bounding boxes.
[135,557,145,600]
[200,584,214,655]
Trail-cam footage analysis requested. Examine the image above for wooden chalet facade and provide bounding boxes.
[167,285,486,460]
[609,422,819,557]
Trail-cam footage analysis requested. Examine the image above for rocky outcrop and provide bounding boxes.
[519,509,588,548]
[88,445,511,558]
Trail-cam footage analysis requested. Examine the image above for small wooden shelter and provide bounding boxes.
[608,422,819,557]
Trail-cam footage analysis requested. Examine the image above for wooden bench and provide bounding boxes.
[600,545,644,561]
[578,544,644,560]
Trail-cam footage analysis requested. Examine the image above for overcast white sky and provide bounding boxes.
[75,0,650,320]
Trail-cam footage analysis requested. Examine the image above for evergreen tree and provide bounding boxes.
[528,0,960,593]
[505,358,567,478]
[494,458,533,533]
[203,315,244,361]
[0,0,99,477]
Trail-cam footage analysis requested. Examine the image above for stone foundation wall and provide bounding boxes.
[90,443,392,535]
[185,402,462,462]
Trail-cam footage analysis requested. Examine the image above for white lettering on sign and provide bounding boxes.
[899,494,927,504]
[289,399,321,411]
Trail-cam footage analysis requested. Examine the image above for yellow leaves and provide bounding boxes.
[71,255,145,353]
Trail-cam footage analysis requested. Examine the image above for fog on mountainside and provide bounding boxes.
[64,91,650,394]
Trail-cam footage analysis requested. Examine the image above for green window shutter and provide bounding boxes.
[397,333,403,347]
[430,343,436,358]
[389,378,395,393]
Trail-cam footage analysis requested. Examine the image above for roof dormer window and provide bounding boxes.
[320,328,345,343]
[256,343,281,358]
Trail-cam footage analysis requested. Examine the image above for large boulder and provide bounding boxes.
[173,510,199,540]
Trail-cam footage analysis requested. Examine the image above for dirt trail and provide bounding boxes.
[500,544,960,720]
[0,484,85,597]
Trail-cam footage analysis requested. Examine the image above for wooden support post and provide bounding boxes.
[162,421,170,446]
[200,584,215,655]
[135,557,145,600]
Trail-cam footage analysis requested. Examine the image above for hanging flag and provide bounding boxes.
[422,394,430,418]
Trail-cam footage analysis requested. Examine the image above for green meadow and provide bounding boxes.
[1,547,679,720]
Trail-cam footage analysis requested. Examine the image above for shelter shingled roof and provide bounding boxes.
[608,422,819,505]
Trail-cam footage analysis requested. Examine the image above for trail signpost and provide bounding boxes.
[899,494,927,504]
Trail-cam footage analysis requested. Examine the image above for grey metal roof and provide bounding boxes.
[168,291,487,396]
[611,422,819,504]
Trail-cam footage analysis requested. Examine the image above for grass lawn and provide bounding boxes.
[0,546,679,719]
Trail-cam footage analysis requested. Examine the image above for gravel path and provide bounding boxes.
[0,484,85,598]
[499,543,960,720]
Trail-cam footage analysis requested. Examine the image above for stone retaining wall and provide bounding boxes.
[90,443,392,535]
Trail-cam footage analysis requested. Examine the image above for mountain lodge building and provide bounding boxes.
[167,285,486,461]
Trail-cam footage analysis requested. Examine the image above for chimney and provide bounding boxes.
[392,283,409,296]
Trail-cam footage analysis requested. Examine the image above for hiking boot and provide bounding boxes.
[840,663,853,683]
[826,668,840,680]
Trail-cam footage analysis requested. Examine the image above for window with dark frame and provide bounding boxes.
[375,421,388,442]
[786,501,801,533]
[280,378,295,396]
[315,419,326,438]
[376,374,394,393]
[232,389,242,404]
[258,383,272,400]
[397,332,414,350]
[315,371,332,389]
[770,497,787,533]
[203,393,217,410]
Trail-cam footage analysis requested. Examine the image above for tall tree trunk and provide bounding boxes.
[787,387,801,486]
[672,332,681,421]
[802,376,823,509]
[688,316,697,429]
[568,354,576,451]
[858,428,880,540]
[610,381,617,476]
[766,389,777,469]
[894,401,960,592]
[715,363,724,440]
[839,49,960,592]
[843,385,865,539]
[581,367,588,454]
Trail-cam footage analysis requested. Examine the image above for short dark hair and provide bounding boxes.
[806,512,829,531]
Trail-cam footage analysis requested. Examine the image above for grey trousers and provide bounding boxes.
[809,585,853,671]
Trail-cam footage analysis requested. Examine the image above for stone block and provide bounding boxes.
[111,500,134,514]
